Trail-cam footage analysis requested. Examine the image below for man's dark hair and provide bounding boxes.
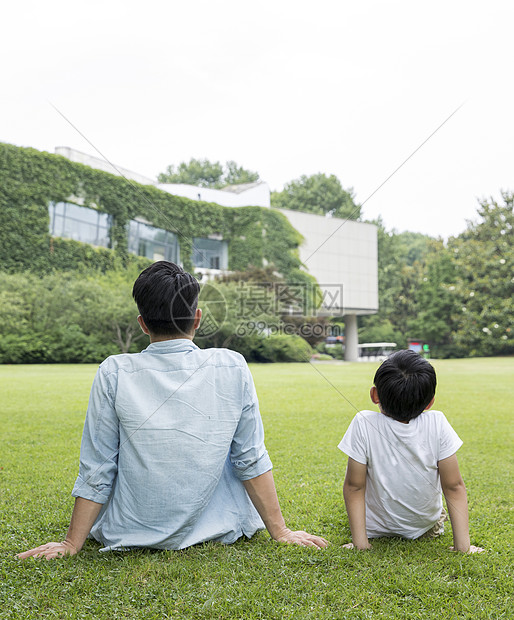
[132,261,200,337]
[373,350,437,422]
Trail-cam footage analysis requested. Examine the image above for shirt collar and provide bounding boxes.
[142,339,199,354]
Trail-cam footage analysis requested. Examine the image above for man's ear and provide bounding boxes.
[370,386,380,405]
[193,307,202,331]
[137,315,150,335]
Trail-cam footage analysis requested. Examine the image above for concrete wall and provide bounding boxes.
[278,209,378,316]
[156,182,271,208]
[54,147,155,186]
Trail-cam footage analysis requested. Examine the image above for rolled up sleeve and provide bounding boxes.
[229,365,272,481]
[72,362,119,503]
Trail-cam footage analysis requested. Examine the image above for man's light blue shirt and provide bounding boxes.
[72,339,272,551]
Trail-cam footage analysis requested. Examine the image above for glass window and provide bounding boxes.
[192,237,228,270]
[48,202,111,248]
[128,220,179,263]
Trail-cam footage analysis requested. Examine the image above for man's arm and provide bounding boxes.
[17,497,103,560]
[343,457,371,550]
[17,364,119,560]
[438,454,482,553]
[235,364,327,548]
[242,471,328,548]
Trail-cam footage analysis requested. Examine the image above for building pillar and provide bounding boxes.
[344,314,358,362]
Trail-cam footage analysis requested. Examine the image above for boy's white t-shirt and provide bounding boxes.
[338,409,463,539]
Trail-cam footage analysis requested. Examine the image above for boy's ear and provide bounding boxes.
[425,396,435,410]
[370,386,380,405]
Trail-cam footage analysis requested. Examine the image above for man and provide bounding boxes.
[18,262,327,559]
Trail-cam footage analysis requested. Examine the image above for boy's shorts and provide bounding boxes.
[418,509,448,539]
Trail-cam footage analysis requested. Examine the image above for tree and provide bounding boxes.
[223,160,259,186]
[157,158,259,188]
[157,158,224,187]
[448,193,514,357]
[270,173,361,220]
[397,230,434,265]
[406,240,460,357]
[361,194,514,358]
[358,219,436,349]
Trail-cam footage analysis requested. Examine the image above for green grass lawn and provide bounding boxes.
[1,358,512,619]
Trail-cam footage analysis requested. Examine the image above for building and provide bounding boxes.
[278,209,378,361]
[53,147,378,360]
[157,181,271,208]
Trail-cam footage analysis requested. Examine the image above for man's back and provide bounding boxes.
[72,339,272,550]
[17,261,328,561]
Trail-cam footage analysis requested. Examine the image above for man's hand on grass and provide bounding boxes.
[17,541,79,560]
[242,472,329,549]
[274,528,329,549]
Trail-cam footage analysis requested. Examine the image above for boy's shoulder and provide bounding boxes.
[353,409,451,432]
[354,409,381,424]
[416,409,450,426]
[357,409,381,418]
[344,410,381,435]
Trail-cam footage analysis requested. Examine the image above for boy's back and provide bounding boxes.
[338,408,462,538]
[338,350,482,553]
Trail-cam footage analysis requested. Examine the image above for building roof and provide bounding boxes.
[220,181,265,194]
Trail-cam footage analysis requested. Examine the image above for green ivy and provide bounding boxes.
[0,142,304,278]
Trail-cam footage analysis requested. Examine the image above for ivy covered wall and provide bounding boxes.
[0,142,305,277]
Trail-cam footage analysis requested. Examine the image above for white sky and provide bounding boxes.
[2,0,513,238]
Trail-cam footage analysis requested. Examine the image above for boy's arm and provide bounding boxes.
[242,471,328,548]
[438,454,482,553]
[343,457,371,550]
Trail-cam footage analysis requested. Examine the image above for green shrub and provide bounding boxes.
[0,324,121,365]
[315,341,344,360]
[0,271,142,364]
[256,334,313,363]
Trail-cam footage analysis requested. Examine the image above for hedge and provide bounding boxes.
[0,142,304,277]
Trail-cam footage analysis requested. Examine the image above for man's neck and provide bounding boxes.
[149,334,194,344]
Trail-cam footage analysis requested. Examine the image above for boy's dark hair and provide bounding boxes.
[373,350,437,422]
[132,261,200,337]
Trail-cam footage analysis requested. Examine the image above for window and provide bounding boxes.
[49,202,111,248]
[128,220,179,263]
[192,237,228,270]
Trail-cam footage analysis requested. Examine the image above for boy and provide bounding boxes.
[338,350,482,553]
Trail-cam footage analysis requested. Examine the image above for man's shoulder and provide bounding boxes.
[98,352,136,374]
[195,346,248,369]
[98,347,248,373]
